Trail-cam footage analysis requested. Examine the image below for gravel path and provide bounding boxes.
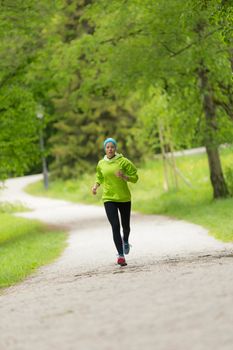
[0,175,233,350]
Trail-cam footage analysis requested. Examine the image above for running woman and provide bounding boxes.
[92,138,138,266]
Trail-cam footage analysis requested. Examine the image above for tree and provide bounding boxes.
[0,0,61,179]
[84,0,233,198]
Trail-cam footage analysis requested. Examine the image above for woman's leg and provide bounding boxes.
[104,201,124,256]
[118,201,131,243]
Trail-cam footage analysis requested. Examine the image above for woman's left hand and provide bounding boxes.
[116,171,128,181]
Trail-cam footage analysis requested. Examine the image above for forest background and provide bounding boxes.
[0,0,233,199]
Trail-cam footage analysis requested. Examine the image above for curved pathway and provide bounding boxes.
[0,175,233,350]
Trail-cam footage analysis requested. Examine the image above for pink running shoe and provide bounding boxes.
[117,255,127,266]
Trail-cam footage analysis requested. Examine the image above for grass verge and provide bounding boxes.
[26,148,233,242]
[0,205,67,289]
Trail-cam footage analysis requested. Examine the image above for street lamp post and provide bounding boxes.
[36,109,49,190]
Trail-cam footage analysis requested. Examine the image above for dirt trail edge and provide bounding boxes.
[0,175,233,350]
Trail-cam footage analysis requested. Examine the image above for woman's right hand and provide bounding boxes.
[92,184,99,195]
[92,187,97,195]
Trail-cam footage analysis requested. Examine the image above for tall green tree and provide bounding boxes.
[84,0,233,198]
[0,0,60,179]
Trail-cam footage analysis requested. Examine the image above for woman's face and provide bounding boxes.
[105,142,116,158]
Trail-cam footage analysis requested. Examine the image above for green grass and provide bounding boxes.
[0,208,67,289]
[0,201,29,213]
[26,147,233,242]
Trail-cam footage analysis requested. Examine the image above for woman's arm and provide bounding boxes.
[92,163,103,195]
[118,158,138,183]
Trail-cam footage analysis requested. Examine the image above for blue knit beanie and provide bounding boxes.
[104,138,117,150]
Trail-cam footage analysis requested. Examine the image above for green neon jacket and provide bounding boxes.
[95,153,138,202]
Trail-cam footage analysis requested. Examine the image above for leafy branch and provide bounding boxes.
[161,27,223,58]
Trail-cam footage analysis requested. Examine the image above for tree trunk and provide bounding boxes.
[198,64,229,198]
[158,122,169,191]
[166,123,179,189]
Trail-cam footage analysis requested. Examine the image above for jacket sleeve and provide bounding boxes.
[95,163,104,185]
[121,158,139,183]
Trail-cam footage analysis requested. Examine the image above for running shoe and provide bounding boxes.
[123,241,131,255]
[117,255,127,266]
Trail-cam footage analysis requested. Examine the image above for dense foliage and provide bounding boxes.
[0,0,60,178]
[0,0,232,197]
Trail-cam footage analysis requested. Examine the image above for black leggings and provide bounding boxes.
[104,201,131,256]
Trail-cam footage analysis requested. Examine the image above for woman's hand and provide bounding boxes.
[92,183,99,195]
[116,171,129,181]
